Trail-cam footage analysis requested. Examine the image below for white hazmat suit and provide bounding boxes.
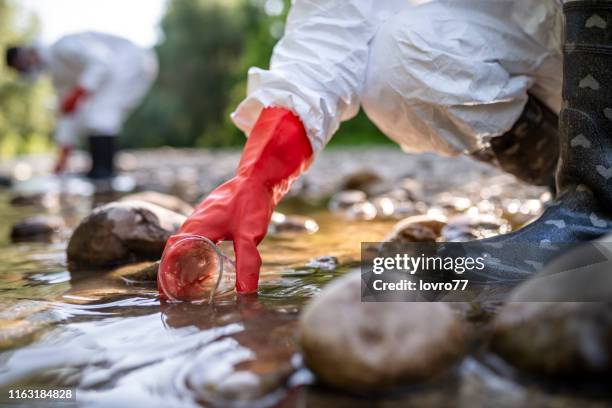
[38,32,158,147]
[232,0,563,156]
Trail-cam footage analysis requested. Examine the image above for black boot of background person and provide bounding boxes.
[472,94,559,189]
[86,135,117,180]
[439,1,612,283]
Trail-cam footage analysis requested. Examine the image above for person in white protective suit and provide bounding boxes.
[157,0,612,298]
[6,31,158,179]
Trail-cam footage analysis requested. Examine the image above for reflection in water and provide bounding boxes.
[0,187,395,406]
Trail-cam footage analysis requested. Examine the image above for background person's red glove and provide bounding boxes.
[60,86,88,114]
[158,107,313,298]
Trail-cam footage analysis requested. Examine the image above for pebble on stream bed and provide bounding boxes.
[384,214,447,243]
[10,215,65,243]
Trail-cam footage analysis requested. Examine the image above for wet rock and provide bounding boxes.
[269,212,319,234]
[0,174,12,187]
[10,215,65,243]
[491,302,612,377]
[328,190,367,212]
[339,170,384,195]
[431,193,473,214]
[371,193,421,219]
[490,241,612,377]
[328,190,379,220]
[9,192,58,209]
[0,319,42,350]
[67,201,186,268]
[305,256,339,271]
[120,191,194,216]
[397,178,425,202]
[441,214,511,242]
[0,300,52,350]
[384,215,447,243]
[115,261,159,283]
[299,272,465,391]
[344,201,378,220]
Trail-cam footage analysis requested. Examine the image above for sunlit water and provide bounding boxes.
[0,189,400,407]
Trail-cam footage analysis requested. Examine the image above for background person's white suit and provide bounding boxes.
[39,31,158,147]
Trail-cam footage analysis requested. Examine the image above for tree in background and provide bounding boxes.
[0,0,53,157]
[125,0,390,150]
[123,0,246,148]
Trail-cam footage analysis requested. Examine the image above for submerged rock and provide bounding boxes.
[299,272,465,392]
[10,215,65,242]
[120,191,194,216]
[269,212,319,234]
[491,302,612,377]
[384,214,447,243]
[67,201,185,268]
[441,213,511,242]
[305,256,339,271]
[115,261,160,283]
[0,300,52,350]
[329,190,379,220]
[9,192,58,209]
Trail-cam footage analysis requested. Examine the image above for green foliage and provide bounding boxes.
[125,0,389,149]
[0,0,53,157]
[123,0,247,148]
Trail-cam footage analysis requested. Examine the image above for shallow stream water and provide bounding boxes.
[0,186,401,407]
[0,150,610,407]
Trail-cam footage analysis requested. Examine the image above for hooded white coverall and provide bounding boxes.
[232,0,563,157]
[38,32,158,147]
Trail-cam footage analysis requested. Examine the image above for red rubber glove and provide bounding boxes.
[60,86,88,114]
[53,145,73,174]
[158,107,313,298]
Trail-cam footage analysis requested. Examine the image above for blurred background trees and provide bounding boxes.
[0,0,53,157]
[1,0,389,156]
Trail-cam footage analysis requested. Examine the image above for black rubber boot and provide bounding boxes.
[472,94,559,188]
[441,1,612,283]
[86,135,117,180]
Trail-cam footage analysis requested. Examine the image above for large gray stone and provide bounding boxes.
[491,302,612,376]
[67,200,185,267]
[119,191,194,216]
[299,272,465,392]
[490,237,612,376]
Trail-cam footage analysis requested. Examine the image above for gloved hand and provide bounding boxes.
[60,86,88,114]
[53,145,73,174]
[158,107,313,297]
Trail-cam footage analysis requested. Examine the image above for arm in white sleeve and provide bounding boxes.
[53,35,112,92]
[231,0,405,153]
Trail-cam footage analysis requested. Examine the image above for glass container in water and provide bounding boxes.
[159,235,235,303]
